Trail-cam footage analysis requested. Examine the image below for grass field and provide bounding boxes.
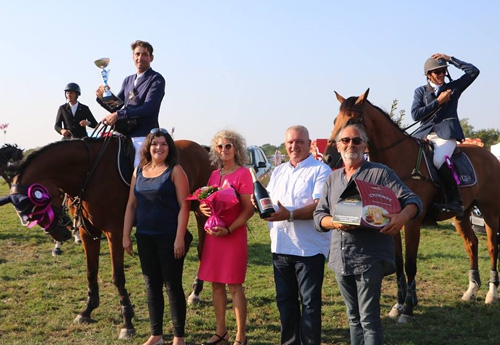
[1,182,500,344]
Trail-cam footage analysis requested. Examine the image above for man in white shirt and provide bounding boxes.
[265,125,332,345]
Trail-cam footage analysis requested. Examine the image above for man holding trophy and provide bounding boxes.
[95,40,166,166]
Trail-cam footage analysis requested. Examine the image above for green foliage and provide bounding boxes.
[260,143,278,158]
[388,99,407,127]
[1,182,500,344]
[460,118,476,139]
[461,118,500,149]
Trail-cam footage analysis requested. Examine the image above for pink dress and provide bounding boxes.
[198,166,253,284]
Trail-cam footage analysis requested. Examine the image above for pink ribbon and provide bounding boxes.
[444,155,461,185]
[26,184,55,229]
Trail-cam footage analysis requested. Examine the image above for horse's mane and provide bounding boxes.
[16,137,107,178]
[341,96,408,136]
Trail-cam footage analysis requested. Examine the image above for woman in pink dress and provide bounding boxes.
[199,130,254,345]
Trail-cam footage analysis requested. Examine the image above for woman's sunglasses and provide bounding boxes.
[339,137,363,145]
[150,128,168,134]
[217,143,234,150]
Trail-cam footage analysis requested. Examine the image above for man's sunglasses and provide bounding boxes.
[431,69,447,75]
[217,143,234,150]
[339,137,363,145]
[150,128,168,134]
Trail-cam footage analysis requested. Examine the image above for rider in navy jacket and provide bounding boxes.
[97,67,165,138]
[411,54,479,215]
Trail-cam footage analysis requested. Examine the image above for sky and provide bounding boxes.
[0,1,497,150]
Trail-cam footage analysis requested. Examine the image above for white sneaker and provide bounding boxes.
[187,291,200,305]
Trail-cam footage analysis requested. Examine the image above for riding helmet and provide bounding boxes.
[424,58,449,75]
[64,82,81,95]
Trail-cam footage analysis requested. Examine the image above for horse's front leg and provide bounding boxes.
[187,210,207,305]
[398,223,420,324]
[388,231,406,319]
[74,230,101,324]
[106,231,136,339]
[482,212,499,304]
[453,216,482,302]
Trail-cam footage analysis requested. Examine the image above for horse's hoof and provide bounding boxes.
[119,327,136,339]
[73,315,94,324]
[187,292,200,305]
[462,281,479,302]
[397,314,415,324]
[461,290,478,302]
[388,304,403,318]
[485,283,498,305]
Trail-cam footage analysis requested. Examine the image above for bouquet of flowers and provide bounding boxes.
[187,180,239,231]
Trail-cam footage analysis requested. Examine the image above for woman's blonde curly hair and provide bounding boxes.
[209,129,248,168]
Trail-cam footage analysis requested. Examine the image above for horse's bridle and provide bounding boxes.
[342,103,434,184]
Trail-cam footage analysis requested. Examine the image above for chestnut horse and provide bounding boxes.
[323,89,500,323]
[1,136,212,338]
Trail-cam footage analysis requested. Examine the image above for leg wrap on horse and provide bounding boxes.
[87,286,100,311]
[192,275,204,295]
[489,271,499,287]
[406,280,418,307]
[397,275,407,305]
[469,270,481,288]
[120,293,135,328]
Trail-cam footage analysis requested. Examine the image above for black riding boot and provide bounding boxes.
[437,164,464,216]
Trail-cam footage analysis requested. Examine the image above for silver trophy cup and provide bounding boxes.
[94,58,114,102]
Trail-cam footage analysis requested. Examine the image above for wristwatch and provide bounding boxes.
[288,210,294,222]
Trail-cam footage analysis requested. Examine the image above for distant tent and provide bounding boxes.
[491,143,500,160]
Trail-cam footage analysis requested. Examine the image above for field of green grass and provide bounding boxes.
[1,181,500,344]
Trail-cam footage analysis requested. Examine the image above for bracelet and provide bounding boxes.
[227,228,231,235]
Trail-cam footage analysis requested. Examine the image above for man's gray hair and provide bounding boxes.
[286,125,310,140]
[336,124,368,144]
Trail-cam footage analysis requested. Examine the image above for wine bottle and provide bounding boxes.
[249,168,274,218]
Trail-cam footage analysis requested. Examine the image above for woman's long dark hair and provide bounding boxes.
[139,131,178,168]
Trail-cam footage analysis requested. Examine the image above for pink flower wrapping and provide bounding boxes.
[186,181,239,231]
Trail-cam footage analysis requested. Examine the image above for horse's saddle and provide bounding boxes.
[421,141,477,187]
[117,136,135,186]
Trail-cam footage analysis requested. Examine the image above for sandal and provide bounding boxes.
[234,339,247,345]
[202,331,228,345]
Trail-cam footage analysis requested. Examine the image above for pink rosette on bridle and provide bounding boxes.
[26,183,55,229]
[187,181,239,232]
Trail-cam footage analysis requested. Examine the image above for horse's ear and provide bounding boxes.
[355,88,370,105]
[334,91,345,103]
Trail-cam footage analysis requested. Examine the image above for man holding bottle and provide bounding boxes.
[264,125,332,345]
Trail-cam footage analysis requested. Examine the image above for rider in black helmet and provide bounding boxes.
[411,54,480,216]
[53,82,99,255]
[55,82,98,139]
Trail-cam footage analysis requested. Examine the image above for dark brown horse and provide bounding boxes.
[1,136,213,338]
[323,89,500,323]
[0,144,23,185]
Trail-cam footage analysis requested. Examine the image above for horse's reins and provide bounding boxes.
[347,106,411,154]
[72,123,116,240]
[348,104,434,184]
